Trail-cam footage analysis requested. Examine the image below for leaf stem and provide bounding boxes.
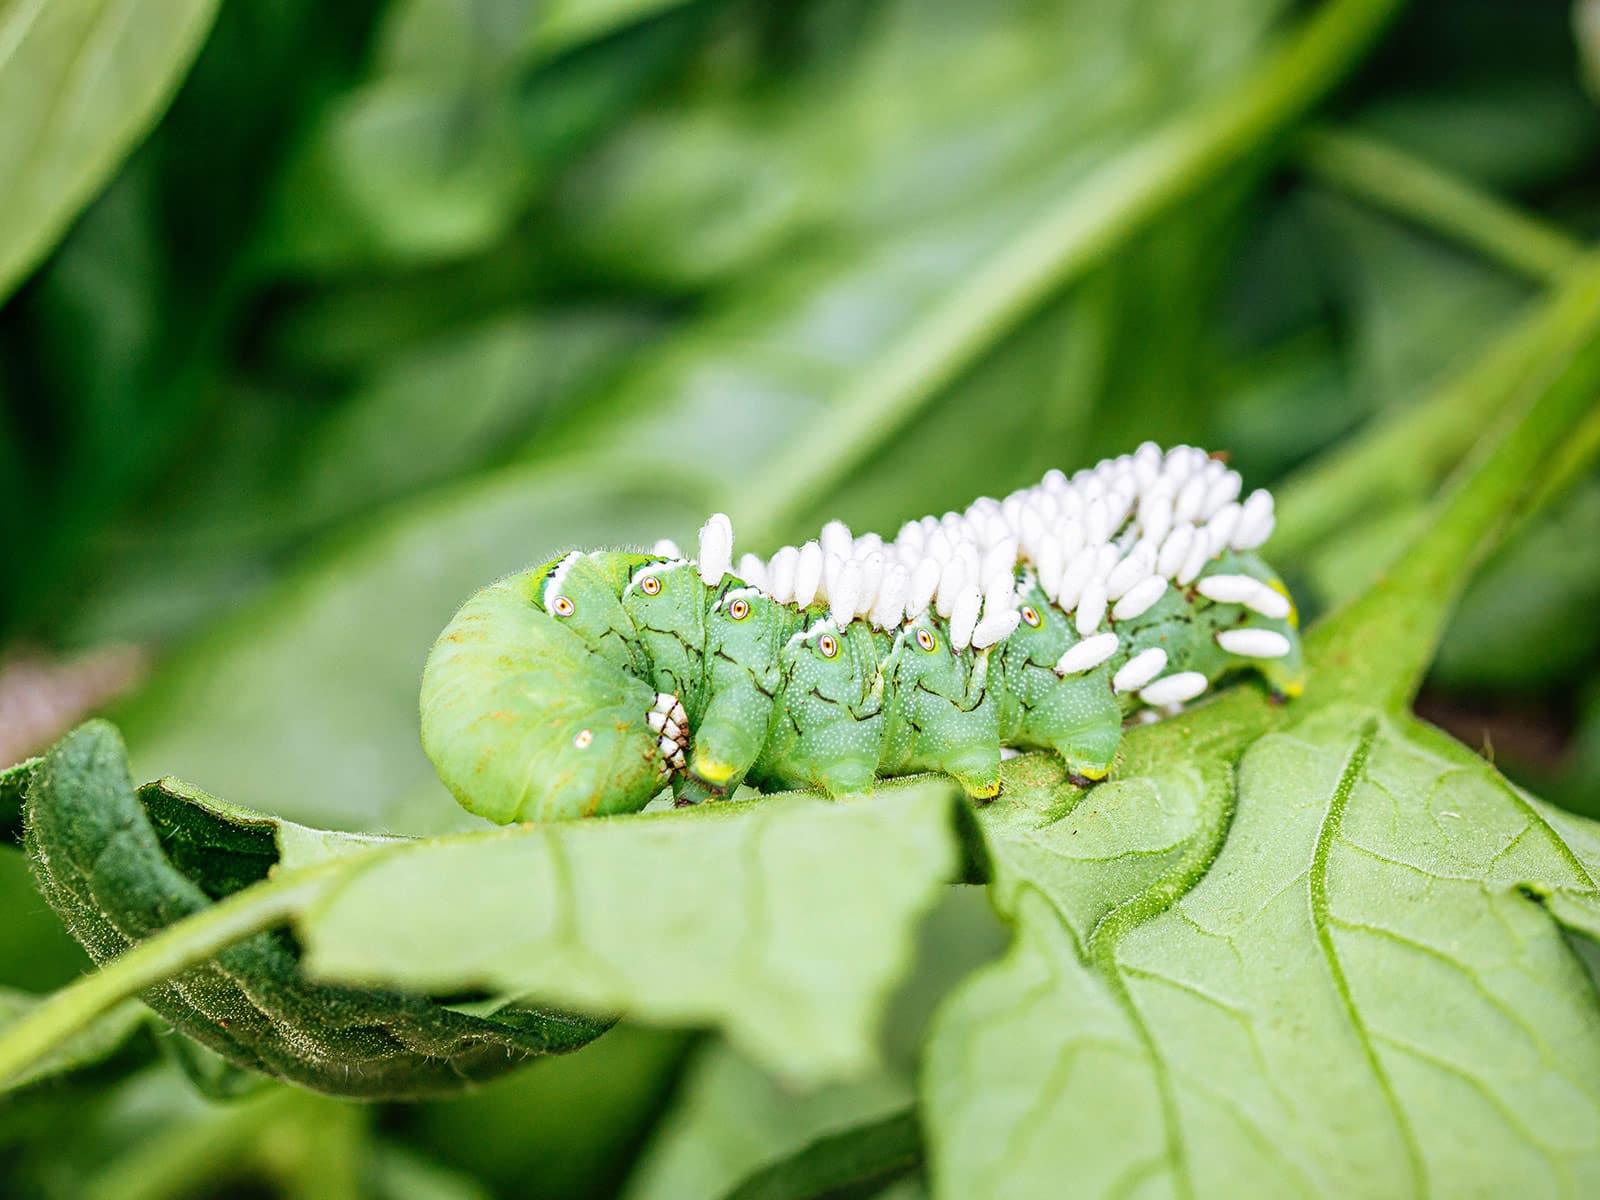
[1297,126,1580,283]
[0,862,342,1090]
[734,0,1404,547]
[1272,252,1600,564]
[1306,251,1600,710]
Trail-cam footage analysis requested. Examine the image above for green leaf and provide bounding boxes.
[74,1084,366,1200]
[1270,249,1600,592]
[549,0,1293,291]
[624,886,1005,1200]
[285,310,654,529]
[925,707,1600,1195]
[1298,191,1533,406]
[1296,126,1578,285]
[157,1028,276,1101]
[625,1039,911,1200]
[378,0,696,66]
[262,0,708,271]
[266,79,534,268]
[22,721,609,1097]
[0,0,220,300]
[297,781,962,1086]
[369,1142,495,1200]
[719,1109,922,1200]
[0,1,382,639]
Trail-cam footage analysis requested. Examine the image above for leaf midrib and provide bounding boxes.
[1307,719,1426,1194]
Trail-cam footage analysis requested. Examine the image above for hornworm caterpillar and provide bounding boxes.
[421,444,1302,822]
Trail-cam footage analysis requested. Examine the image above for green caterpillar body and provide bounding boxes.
[421,446,1302,823]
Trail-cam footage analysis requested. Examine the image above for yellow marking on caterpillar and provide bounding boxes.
[1267,578,1298,628]
[693,758,738,786]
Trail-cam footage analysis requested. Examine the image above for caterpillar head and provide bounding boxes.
[421,567,673,823]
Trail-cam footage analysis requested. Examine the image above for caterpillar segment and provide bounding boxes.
[420,443,1304,823]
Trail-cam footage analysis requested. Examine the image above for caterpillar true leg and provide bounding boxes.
[421,444,1305,822]
[647,692,690,773]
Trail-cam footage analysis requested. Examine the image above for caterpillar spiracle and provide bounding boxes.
[420,443,1302,823]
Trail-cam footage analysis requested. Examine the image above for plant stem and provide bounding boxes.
[735,0,1405,547]
[1272,253,1600,564]
[1528,400,1600,516]
[0,862,342,1090]
[1297,126,1580,282]
[1306,252,1600,711]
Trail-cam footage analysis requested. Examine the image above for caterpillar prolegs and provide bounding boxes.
[420,444,1302,823]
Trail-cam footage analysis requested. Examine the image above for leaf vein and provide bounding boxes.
[1326,914,1556,1066]
[1083,763,1240,1200]
[1309,721,1427,1193]
[1370,1029,1581,1193]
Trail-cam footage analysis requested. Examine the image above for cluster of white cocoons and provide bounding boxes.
[672,444,1290,704]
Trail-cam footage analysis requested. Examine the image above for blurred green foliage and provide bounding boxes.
[3,0,1600,1195]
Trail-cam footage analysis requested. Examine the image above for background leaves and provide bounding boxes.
[4,0,1600,1196]
[0,0,219,298]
